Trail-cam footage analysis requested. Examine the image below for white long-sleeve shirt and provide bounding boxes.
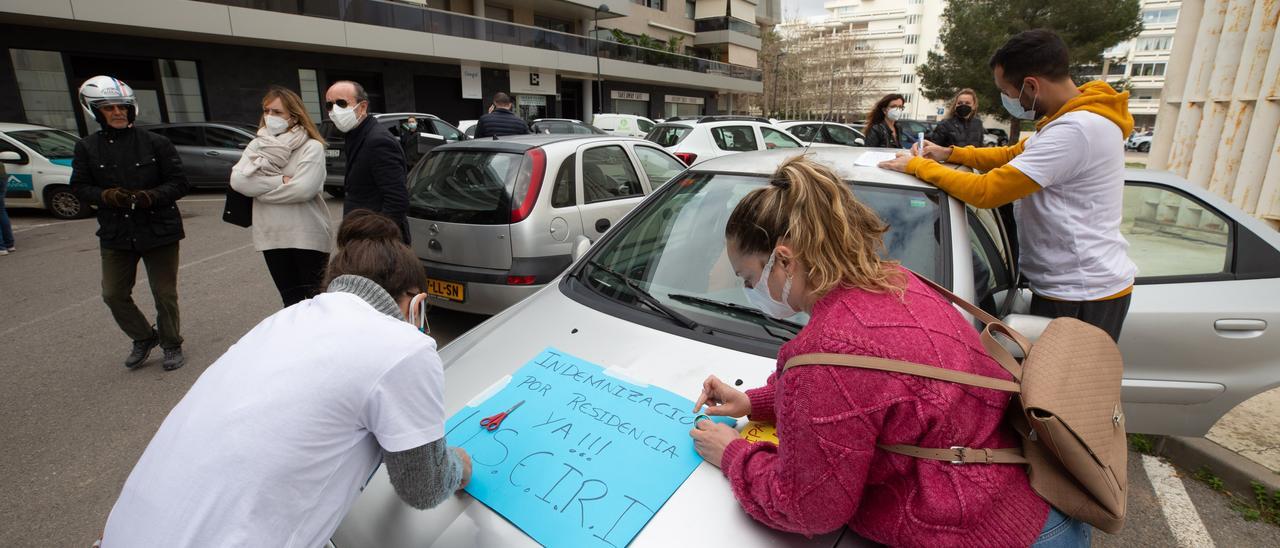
[229,139,334,253]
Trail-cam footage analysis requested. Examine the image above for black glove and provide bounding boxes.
[132,190,157,209]
[101,188,132,208]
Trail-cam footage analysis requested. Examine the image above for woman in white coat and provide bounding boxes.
[231,86,333,306]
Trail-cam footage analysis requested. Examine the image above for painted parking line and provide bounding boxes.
[11,218,95,233]
[1142,454,1216,547]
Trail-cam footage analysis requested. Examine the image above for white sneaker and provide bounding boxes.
[0,249,7,256]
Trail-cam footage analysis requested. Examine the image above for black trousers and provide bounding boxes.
[263,248,330,307]
[101,242,182,348]
[1030,294,1132,342]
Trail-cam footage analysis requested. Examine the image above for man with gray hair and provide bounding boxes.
[325,80,411,243]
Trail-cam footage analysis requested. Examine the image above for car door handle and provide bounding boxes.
[1214,319,1267,339]
[204,151,221,157]
[595,218,611,233]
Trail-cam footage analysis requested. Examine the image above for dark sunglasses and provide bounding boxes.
[324,99,362,111]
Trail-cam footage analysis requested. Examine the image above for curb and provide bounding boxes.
[1154,435,1280,499]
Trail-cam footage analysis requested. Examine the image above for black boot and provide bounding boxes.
[162,346,186,371]
[125,336,159,369]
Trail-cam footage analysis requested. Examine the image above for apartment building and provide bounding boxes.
[1,0,775,136]
[1098,0,1182,132]
[774,0,946,122]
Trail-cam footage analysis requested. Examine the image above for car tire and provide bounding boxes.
[1138,142,1150,153]
[44,185,89,220]
[326,187,345,199]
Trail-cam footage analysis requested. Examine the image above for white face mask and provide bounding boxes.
[885,107,904,121]
[264,115,290,135]
[743,251,798,319]
[330,104,360,133]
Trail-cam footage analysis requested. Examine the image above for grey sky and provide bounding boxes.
[782,0,829,19]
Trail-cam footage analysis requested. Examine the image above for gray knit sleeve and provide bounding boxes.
[382,438,462,510]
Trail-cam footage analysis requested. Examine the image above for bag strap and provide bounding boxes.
[879,444,1027,465]
[782,353,1020,393]
[906,270,1029,381]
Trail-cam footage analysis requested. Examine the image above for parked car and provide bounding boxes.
[894,119,937,148]
[0,123,86,219]
[333,145,1280,547]
[776,121,865,147]
[530,118,606,135]
[320,112,466,197]
[592,113,657,137]
[458,119,478,138]
[643,116,803,166]
[139,122,257,189]
[1127,131,1154,152]
[407,134,687,315]
[985,127,1009,146]
[982,132,999,147]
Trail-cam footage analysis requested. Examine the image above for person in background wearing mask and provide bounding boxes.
[926,88,985,148]
[880,29,1136,341]
[324,80,411,243]
[230,86,333,307]
[861,93,906,149]
[687,156,1085,546]
[70,76,190,371]
[399,116,427,168]
[474,92,531,138]
[100,210,471,548]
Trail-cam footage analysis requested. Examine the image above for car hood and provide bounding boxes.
[332,285,851,548]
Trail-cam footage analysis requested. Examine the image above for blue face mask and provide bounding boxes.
[1001,81,1040,121]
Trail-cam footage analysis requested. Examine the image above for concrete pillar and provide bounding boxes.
[1186,100,1229,188]
[1228,0,1280,213]
[582,79,593,122]
[1206,100,1254,198]
[1150,0,1204,169]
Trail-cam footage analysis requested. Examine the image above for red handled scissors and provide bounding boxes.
[479,400,525,431]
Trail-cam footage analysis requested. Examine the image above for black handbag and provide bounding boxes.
[222,188,253,228]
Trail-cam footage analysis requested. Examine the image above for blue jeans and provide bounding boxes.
[0,177,14,249]
[1031,507,1092,547]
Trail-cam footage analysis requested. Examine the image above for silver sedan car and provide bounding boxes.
[333,147,1280,547]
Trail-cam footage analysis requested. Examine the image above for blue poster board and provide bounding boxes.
[444,348,728,547]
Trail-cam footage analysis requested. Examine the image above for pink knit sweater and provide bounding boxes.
[720,270,1049,546]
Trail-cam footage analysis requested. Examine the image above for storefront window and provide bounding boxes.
[665,102,702,118]
[613,99,648,116]
[9,49,78,132]
[159,59,205,122]
[516,94,548,121]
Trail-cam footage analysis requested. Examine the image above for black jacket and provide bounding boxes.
[342,116,411,243]
[927,115,985,148]
[474,108,530,138]
[71,126,189,251]
[863,121,905,149]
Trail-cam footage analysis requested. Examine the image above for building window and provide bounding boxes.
[910,0,923,4]
[1131,62,1167,77]
[905,34,918,45]
[632,0,665,9]
[159,59,205,123]
[902,74,915,84]
[534,14,573,33]
[1137,35,1173,52]
[1142,8,1178,25]
[907,14,920,24]
[297,69,323,123]
[1107,63,1128,76]
[904,54,917,64]
[902,93,913,104]
[686,0,696,19]
[8,49,77,133]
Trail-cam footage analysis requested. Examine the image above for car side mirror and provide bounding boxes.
[0,151,21,162]
[236,142,249,149]
[571,235,593,263]
[854,138,865,146]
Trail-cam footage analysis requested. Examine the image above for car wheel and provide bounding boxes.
[1138,142,1150,153]
[45,185,88,219]
[326,187,345,199]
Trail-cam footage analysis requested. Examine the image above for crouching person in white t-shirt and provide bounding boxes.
[99,210,470,548]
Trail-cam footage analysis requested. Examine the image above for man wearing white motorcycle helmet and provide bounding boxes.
[70,75,191,371]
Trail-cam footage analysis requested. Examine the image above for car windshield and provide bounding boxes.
[578,172,944,342]
[646,125,692,147]
[9,129,78,159]
[408,149,524,224]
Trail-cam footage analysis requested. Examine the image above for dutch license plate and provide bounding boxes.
[427,278,465,302]
[325,149,340,158]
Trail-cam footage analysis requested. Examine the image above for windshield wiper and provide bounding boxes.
[667,294,804,335]
[584,261,704,331]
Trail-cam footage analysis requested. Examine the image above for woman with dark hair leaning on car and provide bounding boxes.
[688,156,1089,547]
[100,210,470,548]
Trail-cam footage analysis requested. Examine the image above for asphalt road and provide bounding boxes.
[1,191,1276,546]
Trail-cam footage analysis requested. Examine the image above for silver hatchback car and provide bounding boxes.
[335,147,1280,547]
[408,134,688,315]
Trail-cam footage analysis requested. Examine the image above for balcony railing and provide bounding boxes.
[197,0,762,81]
[694,16,762,39]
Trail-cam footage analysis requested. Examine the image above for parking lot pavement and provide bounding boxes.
[1,192,1276,546]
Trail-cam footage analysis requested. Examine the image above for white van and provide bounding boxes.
[591,113,656,138]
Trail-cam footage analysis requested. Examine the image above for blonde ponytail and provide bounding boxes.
[725,155,905,296]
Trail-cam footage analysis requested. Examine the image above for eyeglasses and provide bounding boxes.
[324,99,362,111]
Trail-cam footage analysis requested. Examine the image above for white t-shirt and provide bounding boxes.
[102,292,445,548]
[1008,111,1138,300]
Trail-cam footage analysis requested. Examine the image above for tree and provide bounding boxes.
[917,0,1142,140]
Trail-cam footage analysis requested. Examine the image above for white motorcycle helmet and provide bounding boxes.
[79,75,139,125]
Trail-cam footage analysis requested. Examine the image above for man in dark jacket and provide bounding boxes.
[324,80,411,243]
[473,92,530,138]
[71,76,190,371]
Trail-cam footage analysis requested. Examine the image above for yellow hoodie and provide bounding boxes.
[905,80,1134,208]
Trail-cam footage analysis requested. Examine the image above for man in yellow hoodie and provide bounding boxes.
[880,29,1137,341]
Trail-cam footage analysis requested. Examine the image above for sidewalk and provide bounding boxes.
[1158,386,1280,499]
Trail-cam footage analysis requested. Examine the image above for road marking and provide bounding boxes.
[11,218,95,233]
[0,243,255,338]
[1142,454,1216,548]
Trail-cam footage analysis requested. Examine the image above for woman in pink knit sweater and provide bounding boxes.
[688,157,1089,547]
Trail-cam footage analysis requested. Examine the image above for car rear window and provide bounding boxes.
[408,150,523,224]
[645,125,692,147]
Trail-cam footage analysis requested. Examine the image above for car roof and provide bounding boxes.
[0,123,66,132]
[533,118,584,123]
[373,112,442,120]
[138,121,253,129]
[435,134,642,152]
[690,147,935,189]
